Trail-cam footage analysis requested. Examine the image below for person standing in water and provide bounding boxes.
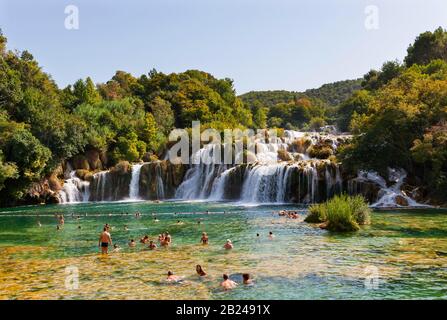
[221,274,237,290]
[201,232,209,245]
[98,227,112,254]
[196,265,207,276]
[223,239,233,250]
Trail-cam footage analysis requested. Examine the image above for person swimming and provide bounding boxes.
[148,240,157,250]
[128,239,136,247]
[220,274,237,290]
[268,231,275,240]
[223,239,233,250]
[124,225,129,231]
[98,227,112,254]
[112,244,121,252]
[201,232,209,245]
[196,265,207,276]
[166,271,182,282]
[242,273,253,285]
[56,225,61,231]
[176,220,184,225]
[153,216,159,222]
[140,235,149,244]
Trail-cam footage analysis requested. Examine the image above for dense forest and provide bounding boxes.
[0,27,446,206]
[239,79,362,130]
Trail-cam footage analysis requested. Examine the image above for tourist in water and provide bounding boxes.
[223,239,233,250]
[153,216,159,222]
[59,215,65,225]
[56,225,61,231]
[99,227,112,254]
[268,231,275,240]
[176,220,184,225]
[78,225,81,229]
[242,273,253,285]
[148,240,157,250]
[140,235,149,244]
[104,223,111,232]
[201,232,209,245]
[158,234,164,243]
[196,265,207,276]
[112,244,121,252]
[166,271,182,282]
[124,225,129,231]
[129,239,136,247]
[220,274,237,290]
[161,232,171,246]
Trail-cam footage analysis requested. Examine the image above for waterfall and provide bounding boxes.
[58,171,90,203]
[93,171,109,201]
[129,163,143,200]
[155,162,165,199]
[175,144,227,199]
[240,163,295,203]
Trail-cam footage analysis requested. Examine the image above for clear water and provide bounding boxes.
[0,201,447,300]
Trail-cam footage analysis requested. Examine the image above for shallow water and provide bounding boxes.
[0,201,446,300]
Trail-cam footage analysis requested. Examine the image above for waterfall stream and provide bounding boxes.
[56,130,427,207]
[129,163,144,200]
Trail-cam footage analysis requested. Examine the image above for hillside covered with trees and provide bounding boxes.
[1,27,447,206]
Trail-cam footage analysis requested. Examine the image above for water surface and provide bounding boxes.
[0,201,446,299]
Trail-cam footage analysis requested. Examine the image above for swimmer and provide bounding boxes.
[158,234,164,243]
[223,239,233,250]
[112,244,121,252]
[268,231,275,240]
[242,273,253,285]
[176,220,184,225]
[148,240,157,250]
[124,225,129,231]
[166,271,182,282]
[196,265,207,276]
[153,216,159,222]
[201,232,209,245]
[98,227,112,254]
[140,235,149,244]
[220,274,237,290]
[128,239,136,247]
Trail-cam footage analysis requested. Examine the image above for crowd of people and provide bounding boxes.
[43,210,285,291]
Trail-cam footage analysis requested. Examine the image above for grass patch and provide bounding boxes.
[305,194,371,232]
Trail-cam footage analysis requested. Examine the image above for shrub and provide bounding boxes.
[304,194,371,232]
[304,203,327,223]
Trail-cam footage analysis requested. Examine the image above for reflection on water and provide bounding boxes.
[0,202,447,299]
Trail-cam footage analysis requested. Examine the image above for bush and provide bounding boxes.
[304,203,327,223]
[304,194,371,232]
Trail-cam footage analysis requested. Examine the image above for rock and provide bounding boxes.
[85,149,103,170]
[395,195,409,206]
[72,155,90,170]
[277,149,292,161]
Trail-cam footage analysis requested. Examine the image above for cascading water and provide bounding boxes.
[129,163,144,200]
[59,171,90,203]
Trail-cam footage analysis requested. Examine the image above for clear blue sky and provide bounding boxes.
[1,0,446,94]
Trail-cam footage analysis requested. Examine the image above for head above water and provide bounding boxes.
[167,271,173,276]
[243,273,250,281]
[223,274,229,280]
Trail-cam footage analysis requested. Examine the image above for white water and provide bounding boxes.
[353,168,430,208]
[129,163,144,200]
[59,171,90,203]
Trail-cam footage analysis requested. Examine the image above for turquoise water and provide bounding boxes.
[0,201,447,299]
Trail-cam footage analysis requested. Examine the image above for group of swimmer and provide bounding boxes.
[277,210,299,219]
[166,266,253,290]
